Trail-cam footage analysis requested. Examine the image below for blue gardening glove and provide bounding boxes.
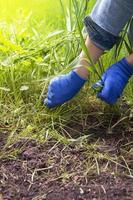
[44,71,87,108]
[93,58,133,104]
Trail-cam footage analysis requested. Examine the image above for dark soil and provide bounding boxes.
[0,126,133,200]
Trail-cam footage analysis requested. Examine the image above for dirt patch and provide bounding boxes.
[0,131,9,148]
[45,175,133,200]
[0,132,133,200]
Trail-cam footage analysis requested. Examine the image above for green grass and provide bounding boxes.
[0,0,133,178]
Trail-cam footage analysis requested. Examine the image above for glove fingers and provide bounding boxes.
[92,72,106,91]
[97,83,116,104]
[44,98,51,107]
[92,80,104,92]
[44,98,55,108]
[44,86,56,108]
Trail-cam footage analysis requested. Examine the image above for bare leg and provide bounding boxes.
[126,53,133,66]
[76,37,133,79]
[75,36,104,79]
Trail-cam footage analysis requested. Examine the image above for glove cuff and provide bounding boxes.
[121,58,133,76]
[67,70,87,90]
[71,70,87,81]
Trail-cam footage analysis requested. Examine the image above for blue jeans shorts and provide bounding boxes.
[84,0,133,50]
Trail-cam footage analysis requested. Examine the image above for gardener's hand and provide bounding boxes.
[93,58,133,104]
[44,71,87,108]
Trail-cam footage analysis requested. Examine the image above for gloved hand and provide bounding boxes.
[44,70,87,108]
[93,58,133,104]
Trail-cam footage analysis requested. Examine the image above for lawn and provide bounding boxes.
[0,0,133,199]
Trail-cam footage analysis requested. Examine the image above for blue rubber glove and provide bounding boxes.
[93,58,133,104]
[44,71,87,108]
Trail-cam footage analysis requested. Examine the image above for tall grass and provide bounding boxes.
[0,0,87,146]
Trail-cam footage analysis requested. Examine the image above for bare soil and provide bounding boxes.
[0,126,133,200]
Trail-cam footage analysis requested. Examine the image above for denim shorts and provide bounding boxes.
[84,0,133,50]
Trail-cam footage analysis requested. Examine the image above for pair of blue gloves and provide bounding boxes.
[44,58,133,108]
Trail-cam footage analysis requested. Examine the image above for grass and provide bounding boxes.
[0,0,133,185]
